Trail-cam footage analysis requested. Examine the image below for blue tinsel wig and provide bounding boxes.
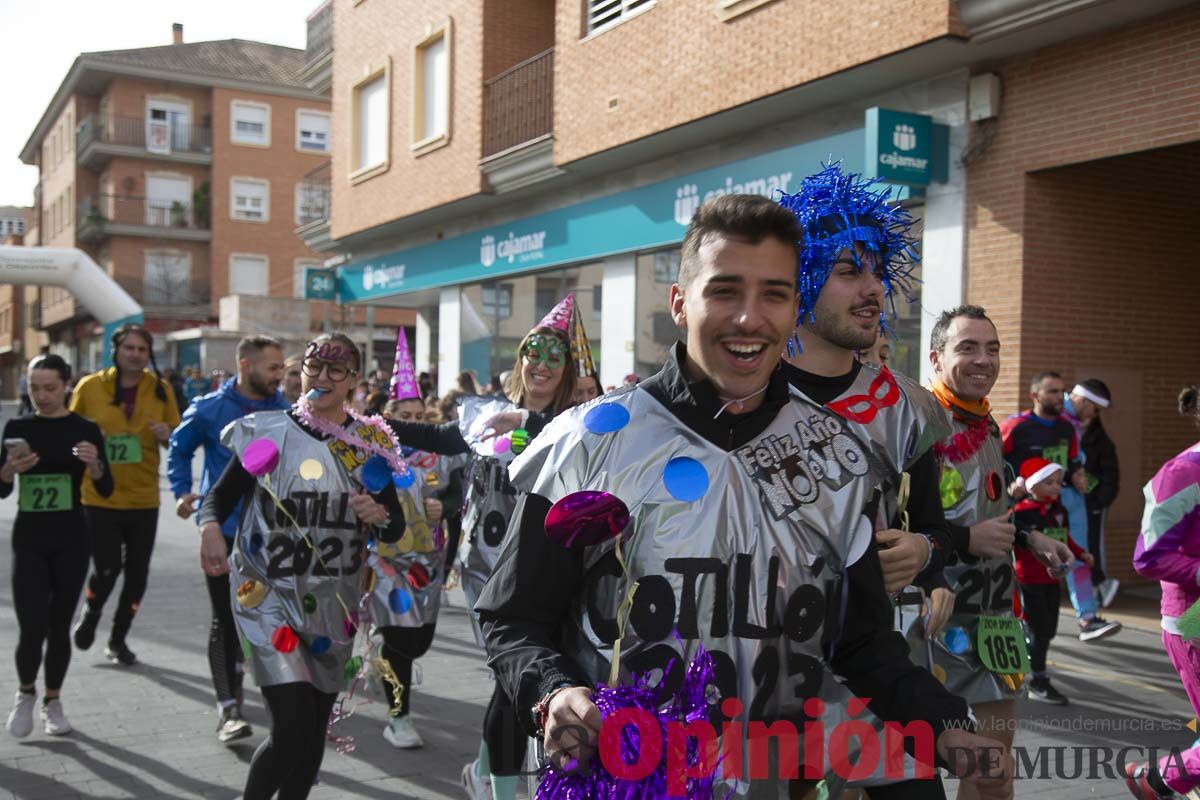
[777,163,920,337]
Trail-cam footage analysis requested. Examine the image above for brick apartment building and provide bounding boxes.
[296,0,1197,582]
[12,23,411,376]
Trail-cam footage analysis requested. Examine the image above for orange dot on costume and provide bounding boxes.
[236,580,266,608]
[299,459,324,480]
[271,626,299,653]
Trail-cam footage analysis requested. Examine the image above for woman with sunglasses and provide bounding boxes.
[387,300,579,800]
[198,333,406,800]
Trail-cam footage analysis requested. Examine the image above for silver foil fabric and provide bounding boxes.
[457,395,522,645]
[223,411,373,694]
[792,366,951,790]
[931,410,1020,705]
[369,447,449,629]
[509,386,878,799]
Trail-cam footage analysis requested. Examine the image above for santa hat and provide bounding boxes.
[1018,457,1064,492]
[535,292,597,380]
[776,162,919,349]
[388,328,420,401]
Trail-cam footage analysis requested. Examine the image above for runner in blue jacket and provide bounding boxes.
[166,337,287,744]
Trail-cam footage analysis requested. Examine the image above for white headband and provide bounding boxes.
[1019,462,1064,491]
[1072,384,1110,409]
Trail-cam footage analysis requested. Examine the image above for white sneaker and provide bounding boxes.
[460,759,491,800]
[40,698,71,736]
[1099,578,1120,608]
[5,691,35,738]
[382,714,424,749]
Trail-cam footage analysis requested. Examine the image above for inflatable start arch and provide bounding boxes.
[0,246,143,363]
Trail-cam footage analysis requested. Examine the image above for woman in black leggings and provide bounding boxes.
[2,355,112,738]
[199,333,405,800]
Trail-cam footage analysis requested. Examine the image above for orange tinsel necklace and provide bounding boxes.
[930,378,994,464]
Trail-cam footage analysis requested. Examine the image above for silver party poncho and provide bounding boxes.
[369,448,450,629]
[223,411,374,694]
[510,387,878,799]
[456,395,523,644]
[791,365,951,789]
[930,409,1019,705]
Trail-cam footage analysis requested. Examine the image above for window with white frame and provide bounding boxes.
[231,100,270,146]
[143,250,193,304]
[231,178,270,222]
[297,109,330,153]
[414,28,449,146]
[295,182,328,225]
[229,254,269,296]
[354,71,388,172]
[294,259,321,299]
[586,0,654,35]
[481,284,513,319]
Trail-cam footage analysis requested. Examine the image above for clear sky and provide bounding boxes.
[0,0,313,207]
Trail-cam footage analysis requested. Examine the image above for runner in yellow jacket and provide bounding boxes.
[69,324,180,665]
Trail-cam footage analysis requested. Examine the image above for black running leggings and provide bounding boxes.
[380,624,436,717]
[1020,582,1061,674]
[484,682,529,776]
[12,525,90,690]
[243,682,338,800]
[205,535,243,705]
[83,507,158,642]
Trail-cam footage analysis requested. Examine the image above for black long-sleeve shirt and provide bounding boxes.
[781,360,954,590]
[198,410,405,539]
[1080,419,1119,511]
[476,344,972,744]
[1,413,113,525]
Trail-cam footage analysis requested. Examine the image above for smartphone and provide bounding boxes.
[3,438,31,459]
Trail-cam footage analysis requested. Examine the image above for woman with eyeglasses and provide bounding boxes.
[197,332,407,800]
[386,308,579,800]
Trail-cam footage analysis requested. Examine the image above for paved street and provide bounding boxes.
[0,417,1193,798]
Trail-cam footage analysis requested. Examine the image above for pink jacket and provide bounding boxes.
[1134,443,1200,632]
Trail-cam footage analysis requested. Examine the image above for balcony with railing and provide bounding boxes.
[480,48,559,192]
[302,1,333,96]
[296,160,333,250]
[77,193,212,243]
[483,49,554,158]
[76,114,213,169]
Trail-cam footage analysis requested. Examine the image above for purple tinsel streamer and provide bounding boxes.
[535,646,722,800]
[776,162,920,338]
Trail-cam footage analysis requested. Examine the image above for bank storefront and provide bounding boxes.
[337,106,955,394]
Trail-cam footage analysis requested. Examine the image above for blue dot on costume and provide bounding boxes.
[310,636,332,655]
[388,588,412,614]
[663,457,709,502]
[361,454,393,493]
[392,470,415,490]
[944,627,971,655]
[584,402,630,434]
[247,533,264,555]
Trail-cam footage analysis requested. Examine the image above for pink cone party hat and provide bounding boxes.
[389,328,420,400]
[536,292,575,333]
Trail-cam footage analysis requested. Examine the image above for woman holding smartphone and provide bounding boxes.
[2,354,111,738]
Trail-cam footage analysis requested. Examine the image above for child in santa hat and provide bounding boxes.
[1013,456,1096,705]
